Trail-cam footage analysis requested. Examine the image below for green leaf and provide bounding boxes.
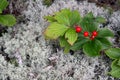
[42,0,53,7]
[109,60,120,78]
[0,0,8,11]
[95,16,106,23]
[65,28,78,45]
[80,12,97,32]
[44,22,68,39]
[44,15,56,22]
[0,9,2,14]
[0,15,16,26]
[59,37,68,47]
[117,59,120,66]
[83,39,102,57]
[105,48,120,59]
[111,60,120,70]
[55,9,81,27]
[70,36,89,51]
[59,37,71,53]
[97,38,112,50]
[69,10,81,26]
[97,28,114,38]
[64,44,71,53]
[110,69,120,78]
[85,12,94,18]
[55,9,71,26]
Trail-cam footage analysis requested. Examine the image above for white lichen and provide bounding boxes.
[0,0,120,80]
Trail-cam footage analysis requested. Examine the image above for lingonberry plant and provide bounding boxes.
[44,9,120,78]
[0,0,16,26]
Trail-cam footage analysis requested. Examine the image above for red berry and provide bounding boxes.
[90,35,95,40]
[75,26,82,33]
[84,31,89,37]
[92,31,98,36]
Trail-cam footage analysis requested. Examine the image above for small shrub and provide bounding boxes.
[44,9,120,78]
[105,48,120,78]
[44,9,113,56]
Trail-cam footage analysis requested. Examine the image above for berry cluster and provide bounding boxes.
[75,25,98,40]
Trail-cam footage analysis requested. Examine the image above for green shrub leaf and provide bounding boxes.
[83,39,102,57]
[109,69,120,78]
[0,0,8,11]
[97,38,112,50]
[95,16,106,23]
[97,28,114,38]
[80,13,97,32]
[65,28,78,45]
[109,60,120,78]
[0,15,16,26]
[44,15,56,22]
[0,9,2,14]
[105,48,120,59]
[71,36,89,51]
[111,60,120,70]
[55,9,71,26]
[55,9,81,27]
[84,12,94,18]
[59,37,68,47]
[118,59,120,66]
[59,37,71,53]
[44,22,68,39]
[69,10,81,26]
[64,44,71,53]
